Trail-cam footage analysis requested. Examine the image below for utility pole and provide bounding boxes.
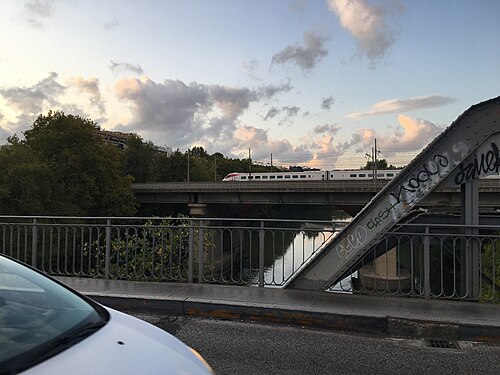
[374,138,378,181]
[248,148,252,179]
[214,154,217,181]
[270,153,273,171]
[187,149,190,182]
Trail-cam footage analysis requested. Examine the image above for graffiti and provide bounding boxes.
[454,142,500,185]
[367,202,398,229]
[335,226,367,259]
[390,154,449,204]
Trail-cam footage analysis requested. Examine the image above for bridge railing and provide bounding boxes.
[0,216,343,288]
[1,216,497,302]
[333,222,500,302]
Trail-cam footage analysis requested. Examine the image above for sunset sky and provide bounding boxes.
[0,0,498,169]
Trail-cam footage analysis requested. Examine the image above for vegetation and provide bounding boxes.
[1,110,403,217]
[481,240,500,302]
[361,159,399,170]
[0,111,136,216]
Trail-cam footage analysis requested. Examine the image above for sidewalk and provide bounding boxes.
[56,277,500,343]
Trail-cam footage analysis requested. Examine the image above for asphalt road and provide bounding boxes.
[130,312,500,375]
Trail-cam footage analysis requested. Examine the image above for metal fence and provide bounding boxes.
[334,222,500,302]
[0,216,342,288]
[0,216,498,302]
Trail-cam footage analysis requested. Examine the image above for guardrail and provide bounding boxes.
[0,216,343,288]
[334,222,500,302]
[0,216,498,302]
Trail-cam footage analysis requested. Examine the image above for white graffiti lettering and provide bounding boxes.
[335,226,368,259]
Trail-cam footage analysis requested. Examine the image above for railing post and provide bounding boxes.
[188,226,194,283]
[31,218,38,268]
[105,219,111,279]
[423,226,430,299]
[259,221,265,288]
[198,221,204,283]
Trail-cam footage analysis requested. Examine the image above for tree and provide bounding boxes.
[0,138,58,215]
[122,134,157,183]
[362,159,388,170]
[18,111,137,216]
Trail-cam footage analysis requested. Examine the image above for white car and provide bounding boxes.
[0,255,214,374]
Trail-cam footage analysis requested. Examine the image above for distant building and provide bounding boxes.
[98,130,131,150]
[155,145,173,156]
[98,129,173,156]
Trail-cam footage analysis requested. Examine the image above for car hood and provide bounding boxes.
[23,307,213,375]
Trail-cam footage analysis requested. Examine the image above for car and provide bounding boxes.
[0,254,215,375]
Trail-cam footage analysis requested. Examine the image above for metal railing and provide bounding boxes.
[0,216,343,288]
[333,222,500,302]
[0,216,498,302]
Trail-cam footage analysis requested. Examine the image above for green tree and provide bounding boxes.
[122,134,157,182]
[362,159,388,170]
[19,111,137,216]
[152,150,188,182]
[0,137,58,214]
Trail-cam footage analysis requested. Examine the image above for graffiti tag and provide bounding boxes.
[390,154,449,204]
[454,142,500,185]
[367,202,398,229]
[335,226,367,259]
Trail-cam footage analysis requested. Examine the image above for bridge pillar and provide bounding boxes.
[359,248,411,291]
[188,203,208,217]
[460,180,480,299]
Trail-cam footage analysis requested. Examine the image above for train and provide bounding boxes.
[222,169,402,182]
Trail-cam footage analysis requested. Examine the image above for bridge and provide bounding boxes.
[286,96,500,294]
[132,179,500,216]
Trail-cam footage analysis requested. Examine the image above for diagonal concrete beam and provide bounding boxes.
[286,97,500,290]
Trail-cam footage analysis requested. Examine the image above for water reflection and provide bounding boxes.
[247,216,352,288]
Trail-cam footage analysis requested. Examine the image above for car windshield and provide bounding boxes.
[0,256,109,372]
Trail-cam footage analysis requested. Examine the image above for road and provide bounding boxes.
[129,312,500,375]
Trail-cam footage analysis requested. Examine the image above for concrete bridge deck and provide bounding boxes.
[56,277,500,343]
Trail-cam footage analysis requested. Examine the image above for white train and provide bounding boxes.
[222,169,402,182]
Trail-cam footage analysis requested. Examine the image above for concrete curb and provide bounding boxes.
[89,294,500,343]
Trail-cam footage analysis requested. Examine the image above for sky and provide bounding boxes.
[0,0,499,170]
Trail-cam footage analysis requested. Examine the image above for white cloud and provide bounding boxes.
[23,0,55,28]
[0,72,65,118]
[104,18,119,30]
[357,115,444,153]
[66,76,106,117]
[347,95,456,118]
[327,0,402,64]
[321,96,335,110]
[109,60,144,75]
[271,31,330,72]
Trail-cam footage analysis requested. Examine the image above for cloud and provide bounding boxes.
[271,31,330,72]
[23,0,55,28]
[357,115,444,154]
[208,85,258,120]
[109,60,144,75]
[258,81,292,98]
[313,123,339,134]
[104,18,119,30]
[0,72,65,116]
[327,0,402,63]
[234,125,313,163]
[25,0,55,17]
[321,96,335,110]
[262,105,300,122]
[347,95,456,118]
[114,76,311,160]
[264,107,280,121]
[66,76,106,116]
[115,77,272,147]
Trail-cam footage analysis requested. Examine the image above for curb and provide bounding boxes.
[89,295,500,343]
